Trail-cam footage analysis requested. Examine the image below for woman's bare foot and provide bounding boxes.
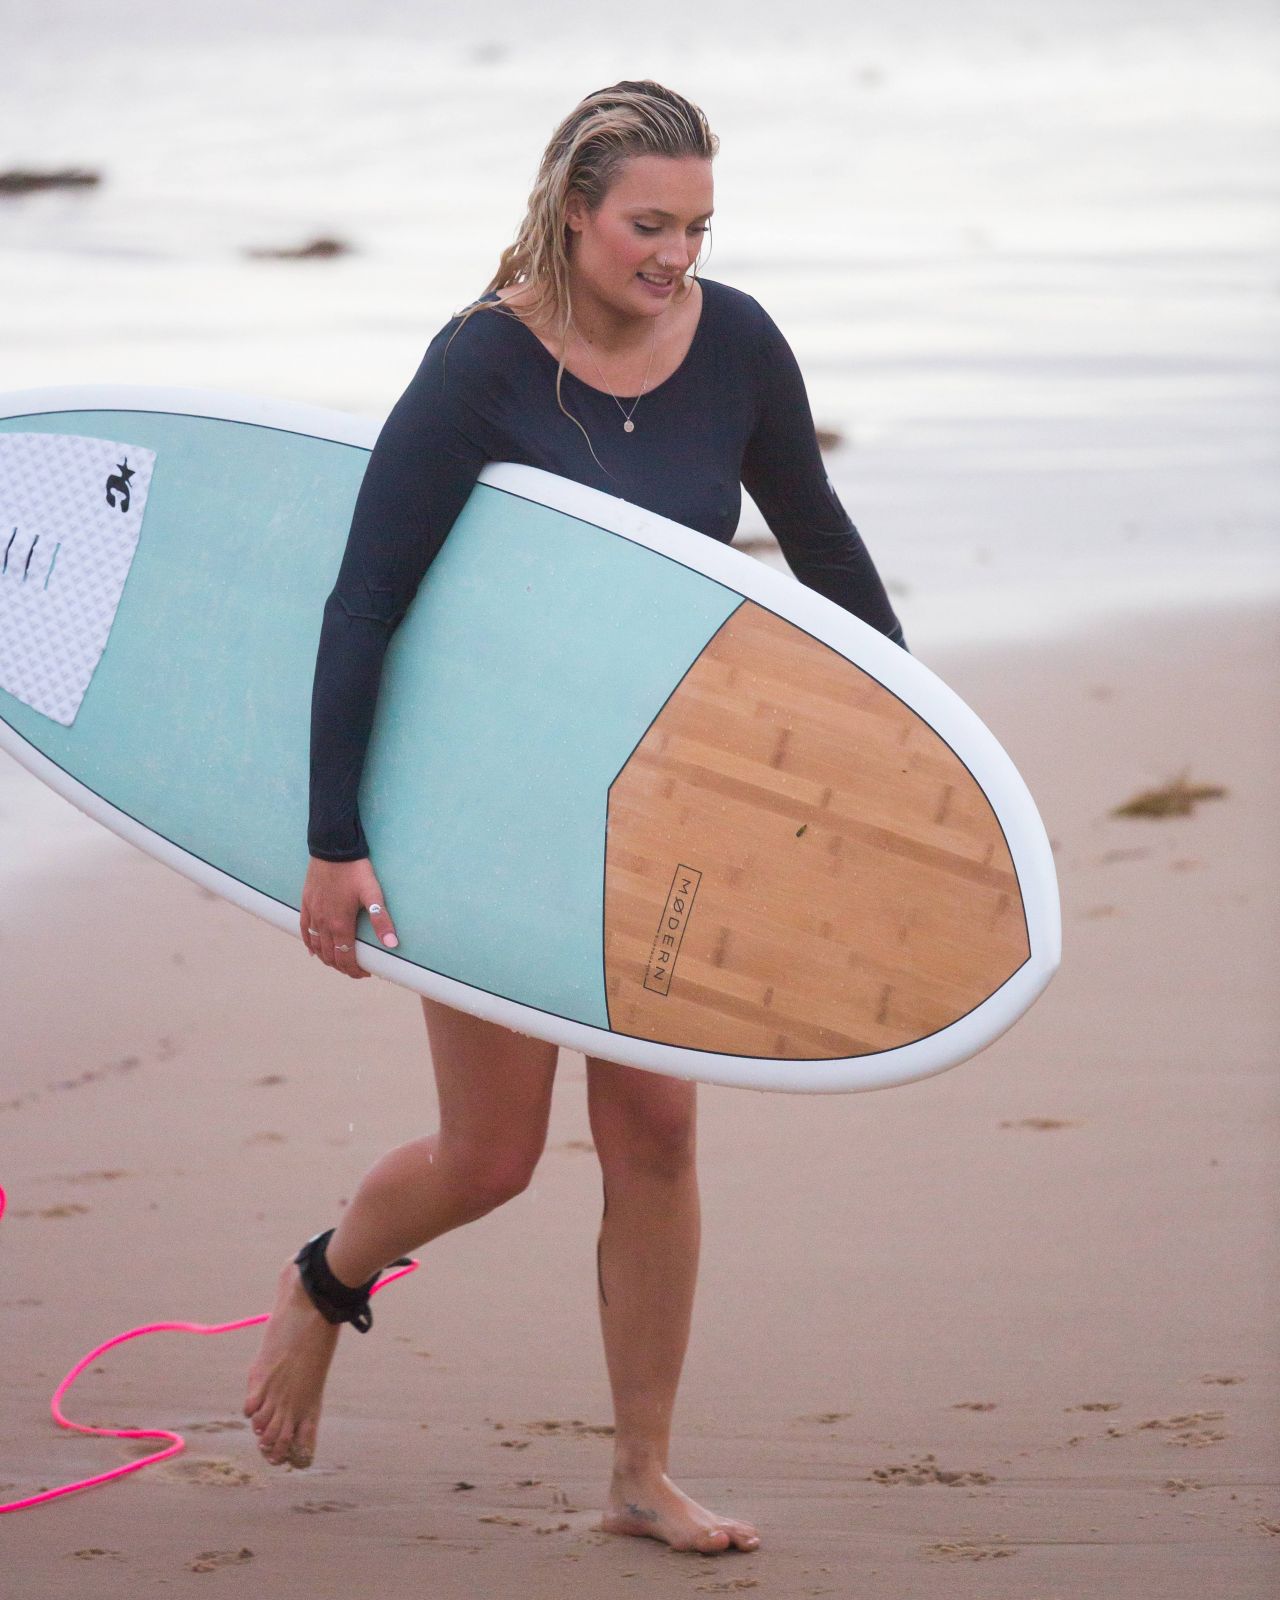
[242,1259,340,1468]
[602,1469,760,1554]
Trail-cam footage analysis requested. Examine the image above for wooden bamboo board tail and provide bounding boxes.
[604,603,1030,1061]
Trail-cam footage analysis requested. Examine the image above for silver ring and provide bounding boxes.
[336,943,351,952]
[368,903,382,915]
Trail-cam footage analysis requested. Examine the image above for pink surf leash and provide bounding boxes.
[0,1181,419,1514]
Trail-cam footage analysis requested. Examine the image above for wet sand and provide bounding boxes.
[2,600,1277,1596]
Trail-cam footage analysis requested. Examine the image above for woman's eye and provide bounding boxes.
[633,223,710,236]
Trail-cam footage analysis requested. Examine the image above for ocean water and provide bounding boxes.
[3,0,1278,647]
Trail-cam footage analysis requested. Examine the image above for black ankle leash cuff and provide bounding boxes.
[294,1228,410,1333]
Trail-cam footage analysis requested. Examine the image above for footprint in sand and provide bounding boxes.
[870,1455,994,1487]
[951,1401,998,1412]
[292,1499,356,1514]
[71,1548,126,1561]
[924,1540,1016,1562]
[170,1458,255,1487]
[185,1419,248,1434]
[1066,1402,1122,1413]
[520,1419,615,1439]
[11,1203,90,1219]
[1106,1412,1227,1448]
[188,1548,254,1573]
[51,1056,143,1094]
[999,1118,1079,1131]
[798,1411,852,1425]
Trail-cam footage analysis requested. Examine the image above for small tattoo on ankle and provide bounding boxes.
[626,1502,659,1524]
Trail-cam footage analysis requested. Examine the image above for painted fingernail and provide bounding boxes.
[382,933,399,948]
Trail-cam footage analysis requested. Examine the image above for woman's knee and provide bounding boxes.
[439,1137,543,1217]
[588,1065,697,1180]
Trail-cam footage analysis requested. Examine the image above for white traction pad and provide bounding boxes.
[0,432,156,725]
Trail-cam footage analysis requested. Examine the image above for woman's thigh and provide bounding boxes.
[421,997,559,1164]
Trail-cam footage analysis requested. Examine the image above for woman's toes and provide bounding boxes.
[728,1524,761,1551]
[692,1528,732,1553]
[258,1417,288,1461]
[289,1419,318,1467]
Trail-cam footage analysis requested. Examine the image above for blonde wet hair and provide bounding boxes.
[448,79,718,460]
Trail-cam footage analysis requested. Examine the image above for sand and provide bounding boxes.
[2,600,1277,1597]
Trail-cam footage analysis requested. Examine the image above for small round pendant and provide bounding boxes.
[623,419,635,433]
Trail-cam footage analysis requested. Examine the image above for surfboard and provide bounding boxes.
[0,386,1059,1093]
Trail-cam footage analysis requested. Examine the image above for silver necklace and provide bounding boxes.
[570,317,658,433]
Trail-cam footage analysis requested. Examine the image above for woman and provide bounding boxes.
[244,80,903,1555]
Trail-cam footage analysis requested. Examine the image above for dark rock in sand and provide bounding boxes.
[245,236,353,261]
[0,168,102,196]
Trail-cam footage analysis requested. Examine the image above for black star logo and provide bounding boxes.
[115,459,135,485]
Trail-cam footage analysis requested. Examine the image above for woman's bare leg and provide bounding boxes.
[244,999,557,1467]
[587,1058,759,1554]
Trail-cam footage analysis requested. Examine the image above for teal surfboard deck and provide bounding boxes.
[0,387,1059,1092]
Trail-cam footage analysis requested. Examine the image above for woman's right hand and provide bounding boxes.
[300,857,399,979]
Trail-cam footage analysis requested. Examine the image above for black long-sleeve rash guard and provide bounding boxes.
[308,275,905,861]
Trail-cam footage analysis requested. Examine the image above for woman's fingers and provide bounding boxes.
[298,858,395,978]
[365,890,399,950]
[316,925,366,979]
[303,902,365,978]
[329,922,368,979]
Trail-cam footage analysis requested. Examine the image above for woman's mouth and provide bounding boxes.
[637,271,675,294]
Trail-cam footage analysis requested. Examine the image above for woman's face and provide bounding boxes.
[565,154,714,317]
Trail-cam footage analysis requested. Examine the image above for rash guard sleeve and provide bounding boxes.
[741,301,905,647]
[306,330,494,860]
